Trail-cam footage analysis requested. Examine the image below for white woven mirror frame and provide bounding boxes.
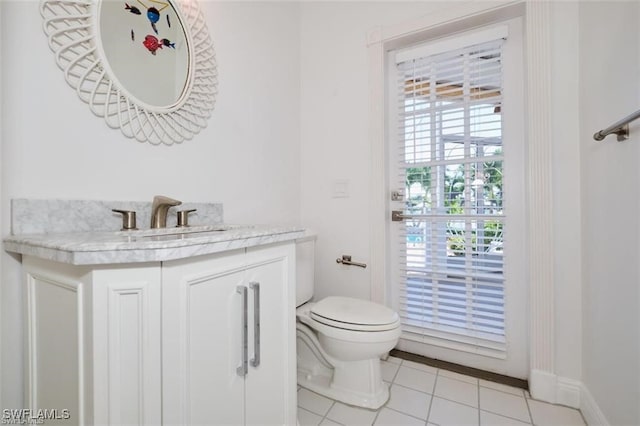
[40,0,218,145]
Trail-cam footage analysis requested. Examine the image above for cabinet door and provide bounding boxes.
[244,244,297,426]
[91,265,163,426]
[162,250,247,426]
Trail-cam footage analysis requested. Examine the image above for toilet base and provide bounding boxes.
[297,357,390,410]
[295,309,398,410]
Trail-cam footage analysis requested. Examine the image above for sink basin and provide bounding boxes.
[141,229,227,238]
[139,226,231,239]
[114,224,259,242]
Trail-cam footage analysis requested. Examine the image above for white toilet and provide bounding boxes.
[295,236,401,409]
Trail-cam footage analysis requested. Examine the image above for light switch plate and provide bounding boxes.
[332,179,350,198]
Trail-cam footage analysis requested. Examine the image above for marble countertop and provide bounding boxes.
[4,225,306,265]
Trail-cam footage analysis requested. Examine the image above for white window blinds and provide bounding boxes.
[394,31,507,353]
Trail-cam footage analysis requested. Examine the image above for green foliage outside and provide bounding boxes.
[405,150,503,255]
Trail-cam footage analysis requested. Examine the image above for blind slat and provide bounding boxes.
[395,34,506,352]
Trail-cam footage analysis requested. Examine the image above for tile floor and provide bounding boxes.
[297,356,586,426]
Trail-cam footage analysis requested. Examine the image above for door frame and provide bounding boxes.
[385,16,527,378]
[367,0,557,403]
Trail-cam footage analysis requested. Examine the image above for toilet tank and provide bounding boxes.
[295,234,316,307]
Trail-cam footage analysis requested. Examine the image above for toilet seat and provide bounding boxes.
[310,296,400,332]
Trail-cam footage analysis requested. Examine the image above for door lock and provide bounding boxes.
[391,211,406,222]
[391,191,404,201]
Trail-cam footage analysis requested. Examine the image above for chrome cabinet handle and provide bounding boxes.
[236,286,248,377]
[249,282,261,368]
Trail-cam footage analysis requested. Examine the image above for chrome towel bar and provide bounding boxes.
[593,108,640,141]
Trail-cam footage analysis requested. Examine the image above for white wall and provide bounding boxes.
[299,0,586,389]
[550,0,583,391]
[0,0,3,411]
[298,2,640,418]
[2,0,300,224]
[0,0,301,407]
[299,1,454,302]
[579,2,640,424]
[3,0,639,420]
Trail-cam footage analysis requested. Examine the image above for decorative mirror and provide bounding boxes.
[40,0,217,145]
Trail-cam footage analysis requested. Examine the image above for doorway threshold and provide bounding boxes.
[390,349,529,390]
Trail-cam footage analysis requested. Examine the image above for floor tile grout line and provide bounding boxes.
[479,408,533,425]
[400,361,439,375]
[385,359,431,425]
[437,370,534,411]
[299,391,545,426]
[430,390,481,410]
[391,369,490,417]
[477,374,481,426]
[300,370,580,426]
[370,405,382,425]
[297,387,340,423]
[303,383,532,425]
[523,392,535,425]
[298,406,326,425]
[389,358,402,383]
[425,369,440,423]
[318,400,337,426]
[393,364,440,396]
[391,381,435,397]
[383,405,431,423]
[424,391,434,426]
[301,361,546,426]
[478,379,535,424]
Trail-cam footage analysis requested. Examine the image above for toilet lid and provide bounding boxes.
[310,296,400,331]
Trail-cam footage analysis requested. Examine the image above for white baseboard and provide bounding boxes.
[529,369,580,408]
[530,369,559,404]
[530,369,610,425]
[580,384,609,426]
[557,376,582,409]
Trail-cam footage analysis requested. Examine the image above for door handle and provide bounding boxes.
[236,285,248,376]
[249,282,260,368]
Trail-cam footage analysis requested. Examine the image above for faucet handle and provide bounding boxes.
[176,209,197,227]
[112,209,137,231]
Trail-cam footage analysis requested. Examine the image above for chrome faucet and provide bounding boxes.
[150,195,182,228]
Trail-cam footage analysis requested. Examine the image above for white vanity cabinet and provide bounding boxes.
[161,243,297,426]
[20,242,296,426]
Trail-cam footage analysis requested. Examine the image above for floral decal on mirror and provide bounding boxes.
[40,0,218,145]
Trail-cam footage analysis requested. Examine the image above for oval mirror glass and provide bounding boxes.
[98,0,190,108]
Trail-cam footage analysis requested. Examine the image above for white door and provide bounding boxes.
[162,250,247,426]
[387,18,527,378]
